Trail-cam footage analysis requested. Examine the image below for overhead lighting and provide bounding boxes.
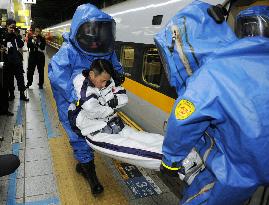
[21,1,29,26]
[18,10,30,17]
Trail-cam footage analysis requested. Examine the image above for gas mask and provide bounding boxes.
[76,20,116,54]
[235,6,269,38]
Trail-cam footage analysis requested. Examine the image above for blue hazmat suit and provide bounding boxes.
[48,4,123,163]
[154,1,269,205]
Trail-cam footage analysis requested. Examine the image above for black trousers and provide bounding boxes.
[0,67,10,112]
[6,62,26,94]
[0,154,20,177]
[27,53,45,87]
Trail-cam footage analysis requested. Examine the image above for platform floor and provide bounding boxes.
[0,48,181,205]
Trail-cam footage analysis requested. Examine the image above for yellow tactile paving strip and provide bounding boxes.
[43,62,128,205]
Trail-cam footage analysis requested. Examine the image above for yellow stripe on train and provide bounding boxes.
[123,78,175,114]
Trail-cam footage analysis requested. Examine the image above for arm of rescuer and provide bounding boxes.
[48,46,78,104]
[110,51,124,74]
[160,74,217,177]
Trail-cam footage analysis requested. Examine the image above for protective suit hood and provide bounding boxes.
[235,5,269,38]
[69,3,114,56]
[62,32,69,43]
[238,5,269,18]
[154,0,237,94]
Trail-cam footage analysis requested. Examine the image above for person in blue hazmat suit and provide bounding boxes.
[154,1,269,204]
[48,4,124,196]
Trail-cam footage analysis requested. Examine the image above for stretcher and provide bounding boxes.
[85,126,163,170]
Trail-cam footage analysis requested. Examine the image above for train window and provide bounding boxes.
[152,15,163,25]
[142,48,162,88]
[120,46,135,70]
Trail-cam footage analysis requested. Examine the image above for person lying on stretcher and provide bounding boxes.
[68,59,164,170]
[68,59,127,136]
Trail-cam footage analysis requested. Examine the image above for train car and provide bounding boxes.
[43,0,225,135]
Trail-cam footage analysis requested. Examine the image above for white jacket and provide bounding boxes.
[71,73,128,136]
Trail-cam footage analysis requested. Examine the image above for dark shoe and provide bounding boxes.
[6,111,14,116]
[20,91,29,102]
[0,111,14,116]
[25,82,32,89]
[8,95,15,101]
[0,154,20,176]
[76,160,104,196]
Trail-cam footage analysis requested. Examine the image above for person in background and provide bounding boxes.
[26,26,46,89]
[25,28,33,45]
[154,1,269,205]
[48,3,124,196]
[0,28,13,116]
[4,19,28,101]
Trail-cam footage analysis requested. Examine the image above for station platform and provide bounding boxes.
[0,48,181,205]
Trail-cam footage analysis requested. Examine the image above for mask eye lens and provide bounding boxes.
[235,15,269,38]
[76,21,115,53]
